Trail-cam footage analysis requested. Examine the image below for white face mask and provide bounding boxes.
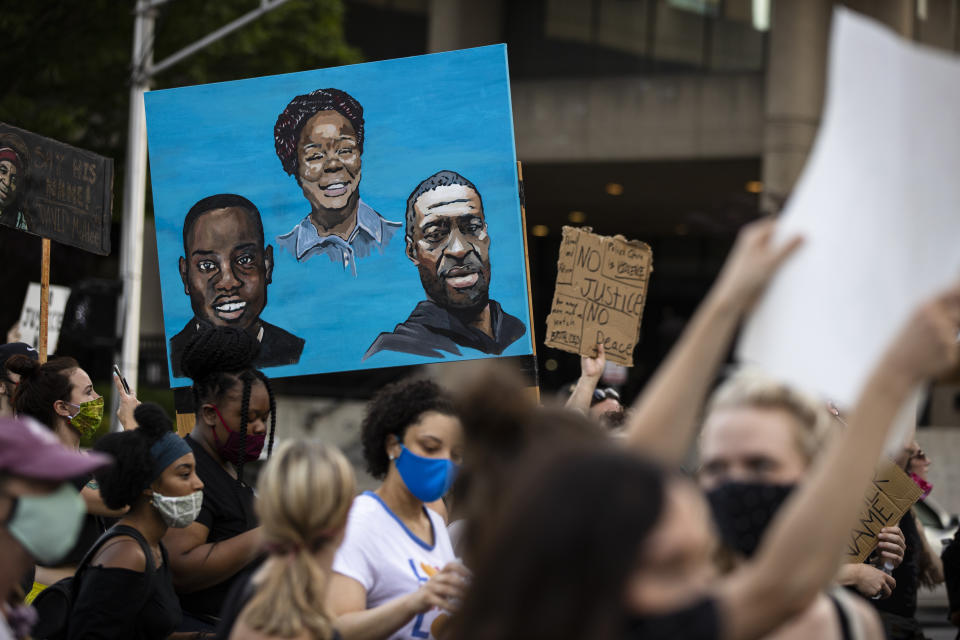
[151,490,203,528]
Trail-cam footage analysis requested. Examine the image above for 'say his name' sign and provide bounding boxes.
[545,226,653,366]
[0,122,113,255]
[845,459,923,564]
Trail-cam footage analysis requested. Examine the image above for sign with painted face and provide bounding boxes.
[145,45,534,385]
[0,122,113,254]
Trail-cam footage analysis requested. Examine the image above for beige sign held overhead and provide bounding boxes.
[544,226,653,366]
[845,459,923,564]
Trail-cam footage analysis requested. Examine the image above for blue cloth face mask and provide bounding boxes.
[393,445,459,503]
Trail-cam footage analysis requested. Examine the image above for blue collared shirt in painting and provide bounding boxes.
[276,200,401,276]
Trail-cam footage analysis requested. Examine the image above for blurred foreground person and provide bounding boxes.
[218,440,355,640]
[8,354,137,598]
[0,416,109,639]
[164,327,277,632]
[453,276,960,640]
[328,379,468,640]
[451,216,960,640]
[64,403,204,639]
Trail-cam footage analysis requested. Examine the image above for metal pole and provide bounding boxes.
[115,0,154,417]
[112,0,291,428]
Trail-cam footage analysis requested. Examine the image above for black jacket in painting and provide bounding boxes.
[169,318,305,377]
[363,299,526,360]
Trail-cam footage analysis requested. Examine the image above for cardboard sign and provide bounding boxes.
[0,122,113,255]
[145,45,534,386]
[18,282,71,356]
[845,459,923,564]
[544,226,653,366]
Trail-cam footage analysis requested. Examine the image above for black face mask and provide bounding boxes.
[624,597,720,640]
[706,481,796,558]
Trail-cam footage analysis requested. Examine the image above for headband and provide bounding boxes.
[0,148,22,169]
[149,432,192,482]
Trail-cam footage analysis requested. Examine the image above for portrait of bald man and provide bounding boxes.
[364,170,525,360]
[170,193,304,376]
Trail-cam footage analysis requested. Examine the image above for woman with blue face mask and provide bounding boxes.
[66,402,204,639]
[6,354,139,600]
[328,379,469,640]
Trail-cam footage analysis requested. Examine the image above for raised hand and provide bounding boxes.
[710,217,804,313]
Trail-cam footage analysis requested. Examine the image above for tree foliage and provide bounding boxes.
[0,0,361,212]
[0,0,360,333]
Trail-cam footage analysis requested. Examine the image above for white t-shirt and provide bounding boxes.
[333,491,456,640]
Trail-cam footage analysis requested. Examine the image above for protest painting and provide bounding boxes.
[145,45,534,386]
[0,122,113,255]
[544,226,653,366]
[845,459,923,564]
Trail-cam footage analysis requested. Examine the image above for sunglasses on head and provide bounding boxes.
[592,387,621,404]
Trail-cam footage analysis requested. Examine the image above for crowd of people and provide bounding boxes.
[1,217,959,640]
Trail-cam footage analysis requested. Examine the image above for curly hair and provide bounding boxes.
[92,403,176,510]
[274,88,364,179]
[7,355,78,430]
[181,326,277,484]
[361,379,455,479]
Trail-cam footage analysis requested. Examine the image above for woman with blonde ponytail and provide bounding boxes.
[221,439,355,640]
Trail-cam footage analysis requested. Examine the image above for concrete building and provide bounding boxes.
[135,0,960,426]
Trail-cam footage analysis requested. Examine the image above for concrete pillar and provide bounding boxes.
[761,0,915,212]
[761,0,832,213]
[427,0,503,53]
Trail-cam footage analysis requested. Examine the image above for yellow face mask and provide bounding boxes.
[65,396,104,437]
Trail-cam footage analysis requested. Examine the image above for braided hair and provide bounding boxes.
[180,327,277,485]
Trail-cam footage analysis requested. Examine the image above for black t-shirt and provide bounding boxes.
[68,539,180,639]
[182,435,258,620]
[942,527,960,617]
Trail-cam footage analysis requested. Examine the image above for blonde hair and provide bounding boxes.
[706,368,835,463]
[238,440,356,639]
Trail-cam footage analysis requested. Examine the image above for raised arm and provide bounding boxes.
[717,281,960,640]
[565,343,606,413]
[624,219,803,463]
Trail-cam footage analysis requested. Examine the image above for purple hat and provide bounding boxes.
[0,342,39,372]
[0,416,111,481]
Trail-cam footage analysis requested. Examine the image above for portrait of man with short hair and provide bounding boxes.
[273,88,400,275]
[364,170,526,360]
[169,193,304,376]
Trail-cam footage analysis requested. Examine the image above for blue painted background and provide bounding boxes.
[145,45,533,387]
